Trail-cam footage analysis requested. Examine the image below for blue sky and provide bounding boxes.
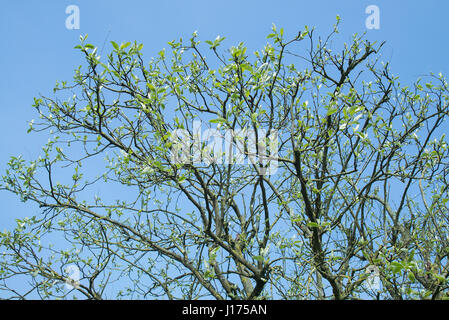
[2,1,448,226]
[0,0,448,298]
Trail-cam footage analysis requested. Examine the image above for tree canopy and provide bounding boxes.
[1,21,449,299]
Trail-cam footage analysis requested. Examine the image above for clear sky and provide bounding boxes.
[3,0,448,223]
[0,0,448,297]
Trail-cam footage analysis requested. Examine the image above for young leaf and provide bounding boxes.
[111,41,119,50]
[120,42,131,50]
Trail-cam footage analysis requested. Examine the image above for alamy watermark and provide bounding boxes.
[65,264,81,290]
[170,121,279,175]
[365,265,380,290]
[365,5,380,30]
[65,5,80,30]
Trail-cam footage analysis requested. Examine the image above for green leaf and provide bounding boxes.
[84,44,95,49]
[209,117,226,124]
[390,261,403,274]
[252,255,264,262]
[434,274,446,283]
[210,246,219,258]
[251,112,258,123]
[241,64,253,72]
[307,222,320,228]
[111,41,119,50]
[327,106,338,116]
[120,42,131,50]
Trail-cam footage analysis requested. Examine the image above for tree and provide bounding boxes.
[1,20,449,300]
